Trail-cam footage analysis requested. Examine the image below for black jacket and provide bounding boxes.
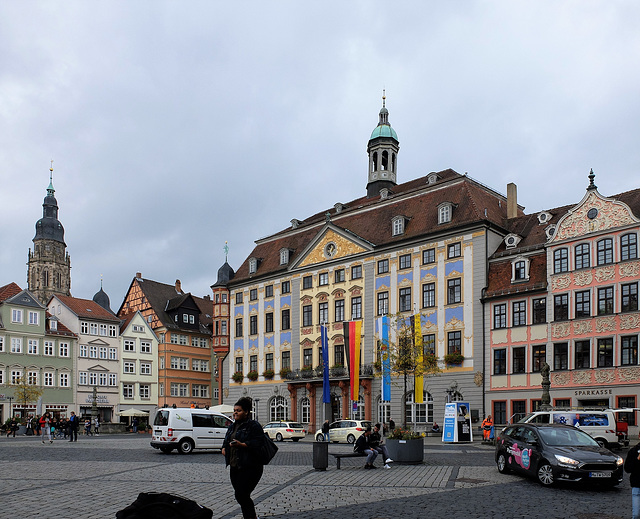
[625,442,640,487]
[354,433,372,453]
[223,419,264,470]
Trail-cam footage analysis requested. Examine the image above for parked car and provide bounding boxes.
[315,420,372,444]
[263,421,305,442]
[150,407,232,454]
[517,408,634,449]
[495,422,623,487]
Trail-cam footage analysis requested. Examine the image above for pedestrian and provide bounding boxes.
[322,420,330,442]
[84,418,92,436]
[8,417,18,438]
[388,418,395,431]
[40,413,53,443]
[625,431,640,519]
[482,415,493,442]
[222,397,266,519]
[26,417,33,436]
[94,417,100,435]
[68,411,79,442]
[34,416,41,436]
[132,417,138,433]
[354,426,378,469]
[371,423,393,469]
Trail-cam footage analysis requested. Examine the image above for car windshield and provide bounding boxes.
[538,427,599,447]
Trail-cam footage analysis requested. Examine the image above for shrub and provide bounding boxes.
[232,371,244,383]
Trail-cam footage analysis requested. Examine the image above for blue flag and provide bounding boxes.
[321,324,330,404]
[381,316,391,402]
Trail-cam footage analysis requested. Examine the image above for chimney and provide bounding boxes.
[175,279,183,293]
[136,272,142,279]
[507,183,518,219]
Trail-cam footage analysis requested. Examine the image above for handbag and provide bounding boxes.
[116,492,213,519]
[259,432,278,465]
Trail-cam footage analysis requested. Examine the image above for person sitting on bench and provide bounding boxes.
[354,426,378,469]
[371,423,393,468]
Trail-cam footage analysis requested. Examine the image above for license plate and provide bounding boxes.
[155,430,162,435]
[589,471,612,478]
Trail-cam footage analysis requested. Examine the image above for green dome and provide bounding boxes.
[370,124,398,140]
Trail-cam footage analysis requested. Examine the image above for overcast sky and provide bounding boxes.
[1,1,639,308]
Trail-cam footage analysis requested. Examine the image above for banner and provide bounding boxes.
[413,314,423,403]
[321,324,330,404]
[380,316,391,402]
[343,320,362,401]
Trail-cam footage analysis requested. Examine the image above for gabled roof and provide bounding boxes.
[119,278,212,333]
[5,289,45,309]
[485,253,548,300]
[231,169,518,284]
[54,294,120,322]
[0,283,22,302]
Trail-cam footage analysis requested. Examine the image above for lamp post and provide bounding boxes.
[254,398,260,422]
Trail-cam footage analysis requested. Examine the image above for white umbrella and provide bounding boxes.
[119,408,150,417]
[210,404,234,415]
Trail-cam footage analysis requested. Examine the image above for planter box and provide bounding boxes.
[385,438,424,464]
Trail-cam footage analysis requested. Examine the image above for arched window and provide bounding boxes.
[352,394,365,420]
[376,396,390,425]
[42,270,49,287]
[451,391,464,402]
[381,150,388,171]
[269,395,289,422]
[372,152,378,172]
[404,391,433,424]
[300,397,310,424]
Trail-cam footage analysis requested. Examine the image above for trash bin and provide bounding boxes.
[313,441,328,471]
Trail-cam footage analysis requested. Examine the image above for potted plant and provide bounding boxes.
[330,364,345,377]
[385,427,425,463]
[279,367,291,379]
[300,366,313,378]
[247,370,259,381]
[263,369,275,380]
[444,352,465,366]
[232,371,244,383]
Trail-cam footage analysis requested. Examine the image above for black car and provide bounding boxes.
[495,423,623,486]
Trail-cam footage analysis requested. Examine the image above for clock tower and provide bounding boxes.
[27,164,71,303]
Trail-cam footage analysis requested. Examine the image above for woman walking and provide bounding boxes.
[40,412,53,443]
[222,398,265,519]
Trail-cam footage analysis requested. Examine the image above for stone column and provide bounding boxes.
[287,384,298,421]
[362,379,372,421]
[306,383,317,433]
[339,380,349,419]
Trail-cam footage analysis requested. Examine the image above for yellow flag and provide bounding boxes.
[414,314,423,403]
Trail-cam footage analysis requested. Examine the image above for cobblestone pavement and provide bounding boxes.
[0,434,632,519]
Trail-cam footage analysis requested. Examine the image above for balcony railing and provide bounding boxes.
[283,364,375,381]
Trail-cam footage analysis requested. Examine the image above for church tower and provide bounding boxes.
[366,91,400,197]
[27,164,71,304]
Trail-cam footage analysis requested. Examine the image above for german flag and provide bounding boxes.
[343,320,362,401]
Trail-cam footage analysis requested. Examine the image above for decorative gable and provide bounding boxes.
[296,228,371,269]
[552,191,639,242]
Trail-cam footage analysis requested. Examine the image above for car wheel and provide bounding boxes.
[292,438,300,442]
[160,447,172,454]
[496,452,510,474]
[537,461,555,486]
[276,433,283,442]
[178,439,194,455]
[595,438,608,449]
[347,434,356,444]
[316,434,324,442]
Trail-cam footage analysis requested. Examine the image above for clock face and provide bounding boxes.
[587,208,598,220]
[324,242,337,258]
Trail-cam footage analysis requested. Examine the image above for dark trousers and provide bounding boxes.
[69,427,78,441]
[230,465,263,519]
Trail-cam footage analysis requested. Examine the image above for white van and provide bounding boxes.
[150,407,232,454]
[518,409,633,448]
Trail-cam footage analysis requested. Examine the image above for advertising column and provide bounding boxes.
[443,402,473,443]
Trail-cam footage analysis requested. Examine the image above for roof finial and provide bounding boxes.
[100,274,103,289]
[47,160,55,193]
[587,168,597,191]
[223,241,229,262]
[382,88,386,108]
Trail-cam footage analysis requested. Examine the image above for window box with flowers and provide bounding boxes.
[263,369,275,380]
[385,428,425,463]
[232,371,244,383]
[330,364,346,377]
[247,370,259,381]
[300,366,313,378]
[444,352,464,366]
[279,367,292,379]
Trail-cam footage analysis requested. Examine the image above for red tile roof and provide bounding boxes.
[0,282,22,302]
[55,294,120,322]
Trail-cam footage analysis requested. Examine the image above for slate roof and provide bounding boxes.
[231,169,520,284]
[55,294,121,322]
[120,278,213,333]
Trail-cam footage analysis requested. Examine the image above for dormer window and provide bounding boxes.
[427,172,440,185]
[380,188,390,199]
[291,219,300,229]
[50,320,58,331]
[438,202,453,224]
[249,258,258,275]
[279,248,289,265]
[537,211,552,225]
[334,203,344,214]
[504,233,522,249]
[545,225,557,241]
[392,216,406,236]
[511,257,530,282]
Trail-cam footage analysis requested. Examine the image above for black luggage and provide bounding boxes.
[116,492,213,519]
